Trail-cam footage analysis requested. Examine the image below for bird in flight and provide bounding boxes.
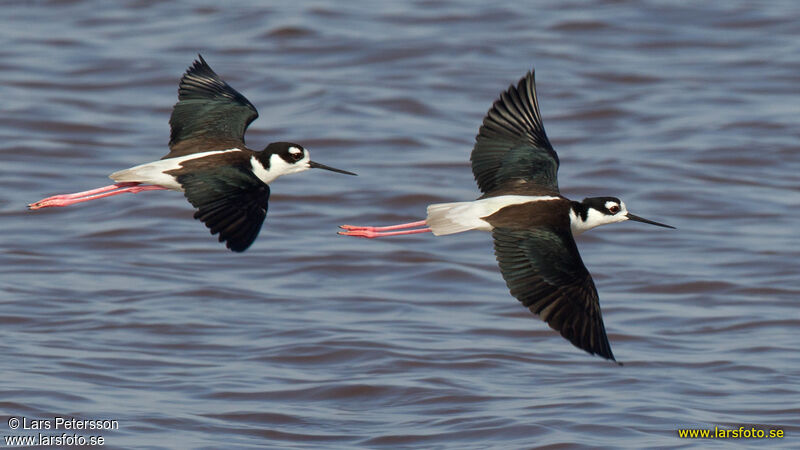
[29,55,356,252]
[339,70,674,362]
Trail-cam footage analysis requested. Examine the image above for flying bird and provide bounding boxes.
[29,55,356,252]
[339,70,673,362]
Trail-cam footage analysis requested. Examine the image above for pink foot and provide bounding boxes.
[338,229,382,238]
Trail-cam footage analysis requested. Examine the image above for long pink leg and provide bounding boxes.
[339,220,427,232]
[339,228,432,238]
[33,182,140,201]
[29,183,169,210]
[338,220,432,238]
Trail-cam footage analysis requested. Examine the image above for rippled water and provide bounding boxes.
[2,1,799,448]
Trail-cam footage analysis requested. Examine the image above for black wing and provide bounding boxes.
[471,70,559,194]
[177,166,269,252]
[166,55,259,158]
[492,227,615,361]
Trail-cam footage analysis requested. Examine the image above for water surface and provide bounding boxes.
[1,1,799,448]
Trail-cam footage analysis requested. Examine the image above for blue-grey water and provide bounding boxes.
[1,1,799,448]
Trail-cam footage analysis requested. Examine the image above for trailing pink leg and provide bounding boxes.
[338,219,432,238]
[338,227,432,238]
[339,220,427,232]
[29,183,169,210]
[32,182,140,201]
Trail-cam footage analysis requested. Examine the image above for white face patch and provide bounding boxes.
[289,146,303,156]
[570,201,629,235]
[250,153,311,184]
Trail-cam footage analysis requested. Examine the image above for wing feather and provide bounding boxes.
[492,227,615,361]
[471,70,560,193]
[165,55,259,159]
[177,165,269,252]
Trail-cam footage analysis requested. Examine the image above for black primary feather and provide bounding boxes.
[177,165,270,252]
[492,227,615,361]
[168,55,259,151]
[470,70,560,194]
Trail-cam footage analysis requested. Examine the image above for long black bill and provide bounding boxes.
[309,161,357,176]
[626,213,675,229]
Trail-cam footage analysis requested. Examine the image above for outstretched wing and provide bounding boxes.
[491,227,615,361]
[471,70,559,194]
[176,166,269,252]
[165,55,259,159]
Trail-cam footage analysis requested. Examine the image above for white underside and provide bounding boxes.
[426,195,559,236]
[109,149,240,191]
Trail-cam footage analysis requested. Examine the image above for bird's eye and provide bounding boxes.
[291,152,303,161]
[609,205,620,214]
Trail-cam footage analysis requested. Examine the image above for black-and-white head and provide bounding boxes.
[271,141,311,172]
[278,142,309,165]
[253,142,355,184]
[570,196,674,235]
